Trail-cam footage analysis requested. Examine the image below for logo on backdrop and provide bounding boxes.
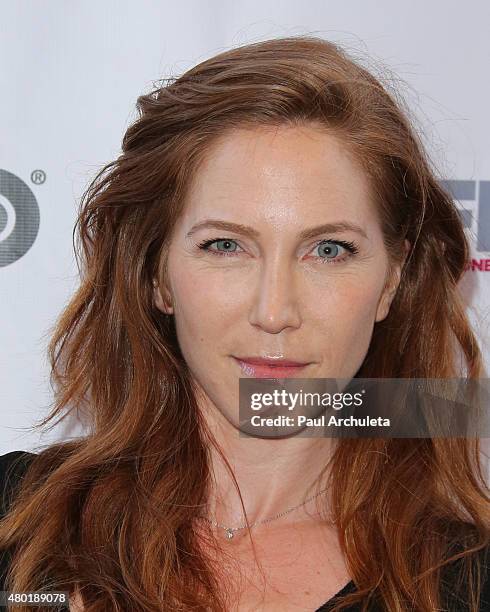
[0,172,488,269]
[442,180,490,271]
[0,169,40,267]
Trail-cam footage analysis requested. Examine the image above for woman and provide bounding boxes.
[0,35,489,611]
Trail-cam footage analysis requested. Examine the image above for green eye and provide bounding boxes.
[214,239,238,252]
[314,242,342,258]
[197,238,242,256]
[311,239,359,263]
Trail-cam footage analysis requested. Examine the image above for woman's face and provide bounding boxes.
[154,124,406,428]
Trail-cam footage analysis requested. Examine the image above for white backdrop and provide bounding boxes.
[1,1,490,458]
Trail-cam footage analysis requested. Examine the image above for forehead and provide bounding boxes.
[182,124,378,230]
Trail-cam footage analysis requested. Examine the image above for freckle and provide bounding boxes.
[304,590,310,595]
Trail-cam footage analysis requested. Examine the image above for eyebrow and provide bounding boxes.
[185,218,369,241]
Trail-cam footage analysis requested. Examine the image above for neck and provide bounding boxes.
[199,399,338,531]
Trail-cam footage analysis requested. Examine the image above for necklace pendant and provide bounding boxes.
[225,528,234,540]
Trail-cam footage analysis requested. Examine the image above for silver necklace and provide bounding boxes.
[197,487,329,540]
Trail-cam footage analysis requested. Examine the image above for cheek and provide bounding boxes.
[170,268,239,352]
[312,271,383,320]
[311,279,383,367]
[168,267,241,422]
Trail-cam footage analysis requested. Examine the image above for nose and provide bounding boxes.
[248,256,302,333]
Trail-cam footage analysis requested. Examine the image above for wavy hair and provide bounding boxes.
[1,35,489,611]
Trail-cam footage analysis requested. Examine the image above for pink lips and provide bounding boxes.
[232,356,311,378]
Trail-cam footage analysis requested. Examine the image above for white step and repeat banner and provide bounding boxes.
[1,1,490,456]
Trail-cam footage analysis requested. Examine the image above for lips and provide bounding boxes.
[232,356,311,378]
[236,356,309,366]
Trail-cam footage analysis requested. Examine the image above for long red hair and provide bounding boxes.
[1,35,488,611]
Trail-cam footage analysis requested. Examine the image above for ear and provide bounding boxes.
[375,239,410,323]
[152,278,174,315]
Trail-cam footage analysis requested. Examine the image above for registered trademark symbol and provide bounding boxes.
[31,169,46,185]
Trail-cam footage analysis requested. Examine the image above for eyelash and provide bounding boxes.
[196,237,359,264]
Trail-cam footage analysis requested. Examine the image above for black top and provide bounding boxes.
[1,450,489,611]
